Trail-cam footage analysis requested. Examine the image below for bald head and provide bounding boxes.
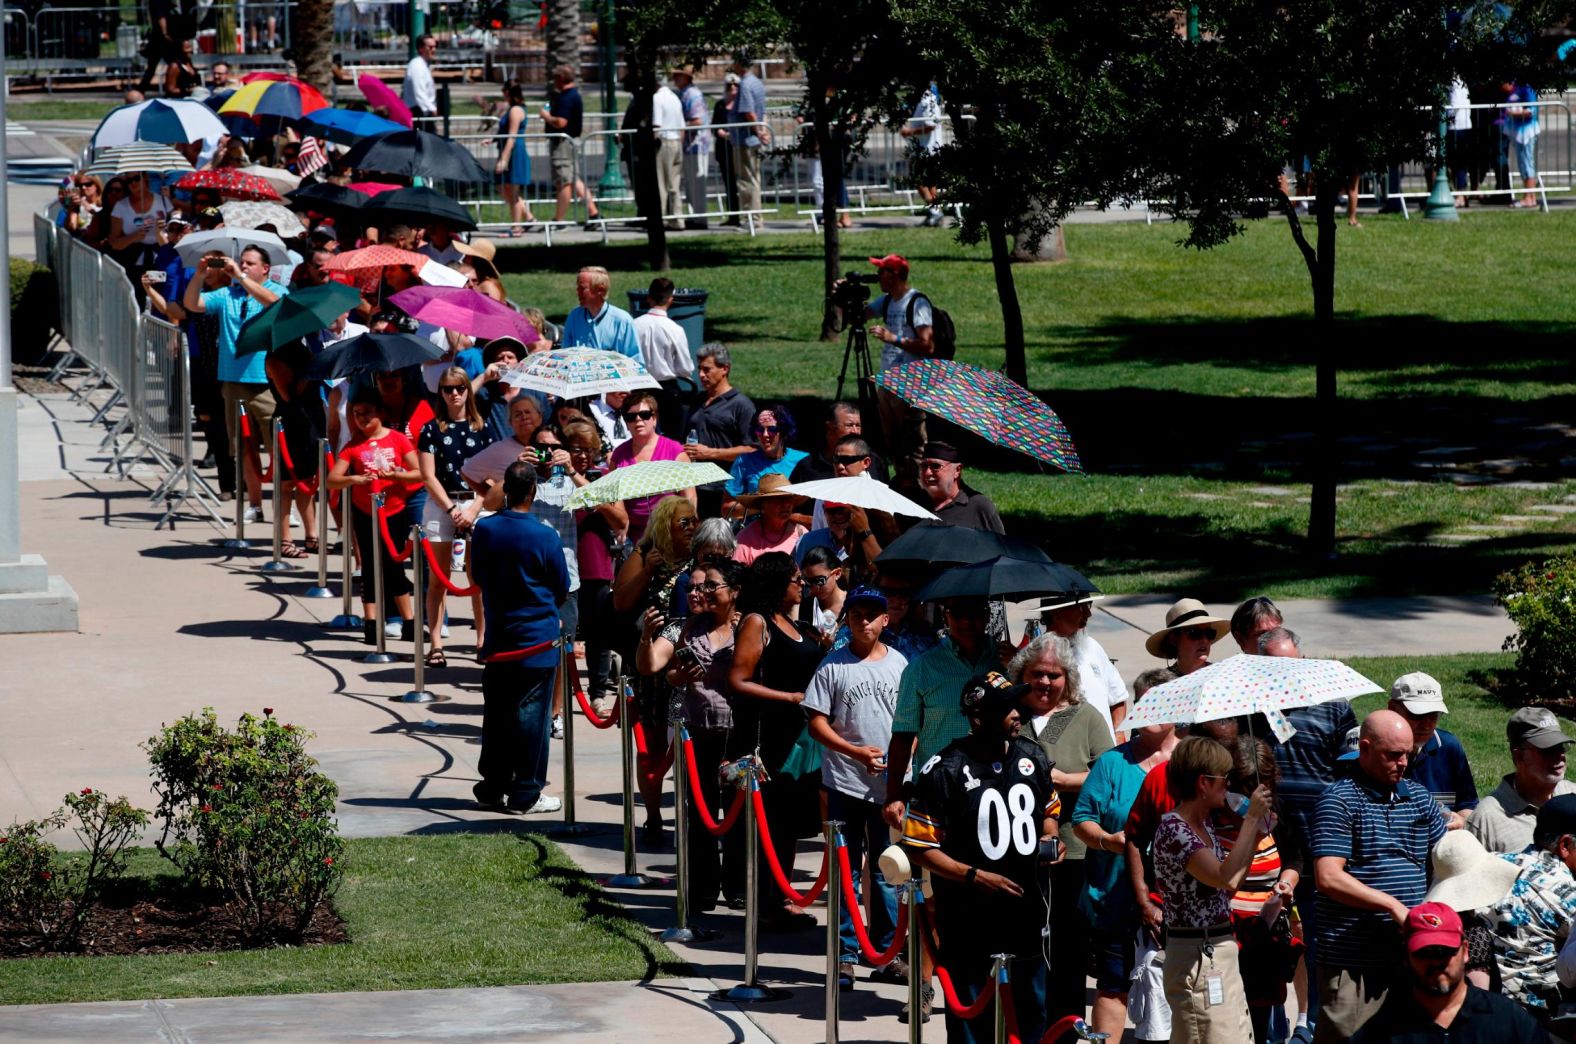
[1358,709,1412,787]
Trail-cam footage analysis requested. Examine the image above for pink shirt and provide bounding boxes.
[731,520,808,565]
[610,435,686,542]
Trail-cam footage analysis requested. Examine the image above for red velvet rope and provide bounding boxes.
[631,719,675,783]
[751,788,829,906]
[479,637,560,663]
[375,496,413,562]
[836,843,908,966]
[918,904,998,1020]
[572,685,618,729]
[681,736,746,836]
[419,536,480,596]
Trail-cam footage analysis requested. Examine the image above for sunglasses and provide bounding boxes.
[440,384,468,394]
[803,574,835,588]
[1179,627,1217,641]
[919,460,953,471]
[675,516,698,531]
[834,453,869,465]
[623,409,656,421]
[753,425,780,435]
[695,580,732,594]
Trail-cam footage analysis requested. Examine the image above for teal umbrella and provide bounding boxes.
[235,282,365,356]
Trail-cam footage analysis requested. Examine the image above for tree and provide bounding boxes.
[290,0,334,94]
[545,0,581,78]
[1140,1,1569,555]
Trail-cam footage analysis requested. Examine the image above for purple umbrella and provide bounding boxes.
[388,286,540,343]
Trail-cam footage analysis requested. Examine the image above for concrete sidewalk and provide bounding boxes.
[0,381,1517,1041]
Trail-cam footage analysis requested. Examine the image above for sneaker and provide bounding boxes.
[870,958,910,984]
[439,621,450,639]
[838,962,857,990]
[899,984,934,1024]
[243,505,264,524]
[384,619,404,641]
[551,714,564,739]
[288,505,302,529]
[592,694,617,718]
[516,793,562,814]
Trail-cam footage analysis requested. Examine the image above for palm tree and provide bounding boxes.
[291,0,335,94]
[546,0,581,78]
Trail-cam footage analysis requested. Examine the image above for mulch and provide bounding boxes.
[0,880,348,958]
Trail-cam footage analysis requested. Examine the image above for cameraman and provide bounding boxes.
[859,254,933,488]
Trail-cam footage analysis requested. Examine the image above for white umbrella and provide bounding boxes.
[176,228,291,268]
[90,99,227,149]
[85,142,195,178]
[237,164,301,195]
[1120,654,1383,740]
[500,347,660,398]
[219,201,306,238]
[777,476,939,520]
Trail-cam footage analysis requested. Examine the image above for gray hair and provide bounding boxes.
[1007,632,1083,706]
[1256,626,1301,655]
[1133,667,1177,701]
[1231,596,1283,641]
[691,517,737,557]
[697,342,731,369]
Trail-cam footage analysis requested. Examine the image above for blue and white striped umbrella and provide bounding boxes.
[91,99,228,149]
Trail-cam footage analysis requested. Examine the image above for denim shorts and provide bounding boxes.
[1088,924,1137,994]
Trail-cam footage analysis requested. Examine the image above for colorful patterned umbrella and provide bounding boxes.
[323,245,455,293]
[218,76,330,123]
[90,98,227,148]
[175,168,282,202]
[1120,655,1382,737]
[567,461,731,510]
[777,476,938,520]
[219,200,306,237]
[874,359,1083,473]
[499,347,659,398]
[85,142,194,177]
[388,286,539,342]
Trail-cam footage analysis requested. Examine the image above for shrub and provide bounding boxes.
[143,708,344,943]
[0,790,148,950]
[9,257,59,367]
[1494,551,1576,703]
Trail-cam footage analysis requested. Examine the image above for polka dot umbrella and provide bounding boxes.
[1120,654,1383,740]
[174,167,282,202]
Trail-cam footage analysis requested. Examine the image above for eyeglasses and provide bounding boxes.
[753,425,779,435]
[919,460,953,471]
[787,575,804,586]
[675,516,698,530]
[440,385,468,394]
[695,581,732,594]
[1179,627,1217,641]
[803,574,835,588]
[833,453,869,465]
[623,409,656,421]
[1200,774,1229,783]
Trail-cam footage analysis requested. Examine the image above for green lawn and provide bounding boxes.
[1,832,684,1005]
[7,100,123,123]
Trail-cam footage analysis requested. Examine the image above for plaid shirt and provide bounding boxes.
[1490,846,1576,1009]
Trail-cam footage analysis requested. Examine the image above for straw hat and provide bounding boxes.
[1425,830,1520,912]
[1145,598,1232,658]
[736,472,797,506]
[455,237,499,280]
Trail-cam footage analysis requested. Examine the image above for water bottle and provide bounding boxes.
[1226,791,1252,818]
[452,537,467,572]
[686,429,699,447]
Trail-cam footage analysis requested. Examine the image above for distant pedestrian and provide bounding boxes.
[730,54,770,217]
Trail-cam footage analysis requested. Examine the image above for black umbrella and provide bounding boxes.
[306,332,443,380]
[913,555,1101,604]
[286,182,366,219]
[367,186,477,231]
[875,522,1052,568]
[341,129,490,184]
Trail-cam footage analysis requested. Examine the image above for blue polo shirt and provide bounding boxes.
[1404,728,1478,812]
[470,508,570,668]
[1313,774,1447,970]
[203,279,288,383]
[562,303,639,358]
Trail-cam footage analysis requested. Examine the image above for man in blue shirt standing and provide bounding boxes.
[1389,671,1478,831]
[182,244,285,521]
[730,53,770,217]
[471,461,571,815]
[562,266,639,357]
[542,63,601,226]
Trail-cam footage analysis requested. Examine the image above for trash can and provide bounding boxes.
[626,287,708,393]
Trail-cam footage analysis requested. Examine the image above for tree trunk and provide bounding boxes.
[814,90,843,342]
[545,0,581,80]
[1307,181,1339,558]
[291,0,334,95]
[633,87,668,271]
[987,216,1027,384]
[1011,223,1067,264]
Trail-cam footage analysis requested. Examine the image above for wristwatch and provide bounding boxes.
[853,529,874,541]
[964,866,978,887]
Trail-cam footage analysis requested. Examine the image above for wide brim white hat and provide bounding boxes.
[1426,830,1520,912]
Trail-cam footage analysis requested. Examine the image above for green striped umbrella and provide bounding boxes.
[567,460,730,510]
[85,142,195,177]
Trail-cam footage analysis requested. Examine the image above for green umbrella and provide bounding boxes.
[235,282,366,356]
[566,460,731,510]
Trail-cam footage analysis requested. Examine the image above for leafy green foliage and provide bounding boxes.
[1495,552,1576,704]
[143,709,343,943]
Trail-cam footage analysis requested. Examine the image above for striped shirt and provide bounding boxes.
[1313,775,1446,970]
[891,637,1001,772]
[1271,699,1358,843]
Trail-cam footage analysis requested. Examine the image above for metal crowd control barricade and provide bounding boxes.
[660,722,716,943]
[304,440,335,598]
[555,642,592,834]
[130,315,223,527]
[90,256,139,440]
[906,878,923,1044]
[710,758,789,1004]
[824,819,844,1043]
[444,130,583,243]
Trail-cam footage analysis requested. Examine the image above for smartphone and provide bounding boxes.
[206,258,225,270]
[673,647,699,671]
[145,270,167,284]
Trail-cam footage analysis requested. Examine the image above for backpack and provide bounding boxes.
[907,292,957,361]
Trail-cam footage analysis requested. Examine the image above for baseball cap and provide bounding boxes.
[1508,706,1574,749]
[959,671,1030,716]
[309,225,338,243]
[1402,902,1463,953]
[868,253,909,276]
[845,586,888,612]
[1390,672,1448,715]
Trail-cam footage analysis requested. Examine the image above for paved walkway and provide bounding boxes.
[0,380,1518,1040]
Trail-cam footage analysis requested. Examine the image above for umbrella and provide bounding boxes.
[567,461,732,511]
[342,129,490,184]
[176,228,290,268]
[218,76,330,123]
[175,168,282,202]
[913,554,1099,604]
[219,200,306,237]
[358,74,415,128]
[85,143,195,178]
[235,282,366,356]
[237,164,301,195]
[323,244,456,293]
[90,98,228,148]
[499,348,659,398]
[777,476,938,520]
[286,182,365,219]
[303,107,406,147]
[348,180,405,197]
[1120,655,1383,739]
[306,332,444,380]
[388,286,539,342]
[874,359,1083,474]
[875,521,1052,567]
[366,186,477,231]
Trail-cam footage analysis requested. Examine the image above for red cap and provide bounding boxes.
[1403,902,1463,953]
[868,254,909,276]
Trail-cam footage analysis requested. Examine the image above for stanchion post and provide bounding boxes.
[661,723,714,943]
[330,484,363,629]
[363,492,395,664]
[992,954,1009,1044]
[395,523,441,703]
[221,399,248,548]
[711,759,789,1003]
[557,641,594,832]
[607,674,656,888]
[259,419,292,572]
[304,439,333,598]
[907,879,923,1044]
[824,819,844,1044]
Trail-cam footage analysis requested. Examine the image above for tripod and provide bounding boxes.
[833,318,878,420]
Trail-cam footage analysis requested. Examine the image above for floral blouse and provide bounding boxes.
[1154,810,1233,929]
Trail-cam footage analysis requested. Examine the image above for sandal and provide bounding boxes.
[303,537,320,555]
[424,648,448,669]
[280,541,309,559]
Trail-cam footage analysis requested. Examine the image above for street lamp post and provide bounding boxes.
[598,0,625,196]
[1422,105,1461,221]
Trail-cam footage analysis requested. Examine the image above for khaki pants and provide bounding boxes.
[1162,935,1253,1044]
[221,381,276,452]
[733,142,761,214]
[1314,966,1391,1044]
[656,137,683,225]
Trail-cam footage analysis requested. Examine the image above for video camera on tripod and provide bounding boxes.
[828,270,879,325]
[829,272,881,411]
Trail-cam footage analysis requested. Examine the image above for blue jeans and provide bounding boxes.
[477,659,555,808]
[1295,873,1320,1028]
[826,789,898,966]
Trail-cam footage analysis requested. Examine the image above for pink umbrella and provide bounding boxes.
[348,180,404,196]
[389,286,540,343]
[358,74,414,129]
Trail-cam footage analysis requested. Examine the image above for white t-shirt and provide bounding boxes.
[111,195,172,245]
[1449,79,1472,132]
[872,289,934,371]
[1071,633,1129,743]
[632,308,691,381]
[912,90,948,152]
[803,644,908,801]
[652,86,685,142]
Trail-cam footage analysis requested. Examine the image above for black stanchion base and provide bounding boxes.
[362,651,397,664]
[659,925,719,944]
[303,586,335,599]
[329,614,364,629]
[603,872,669,889]
[259,560,296,573]
[390,690,450,704]
[219,538,251,549]
[709,983,790,1003]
